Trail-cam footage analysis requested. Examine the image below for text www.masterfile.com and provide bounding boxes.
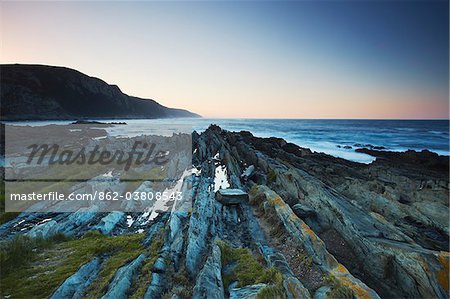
[9,191,184,201]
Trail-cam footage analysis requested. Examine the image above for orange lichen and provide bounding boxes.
[436,253,449,293]
[287,279,302,299]
[349,283,373,299]
[338,276,373,299]
[271,196,285,207]
[300,222,318,241]
[333,264,349,275]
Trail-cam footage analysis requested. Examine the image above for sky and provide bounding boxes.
[1,1,448,119]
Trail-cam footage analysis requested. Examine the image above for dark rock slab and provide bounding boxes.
[292,203,317,219]
[215,189,248,205]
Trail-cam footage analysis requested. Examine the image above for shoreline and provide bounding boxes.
[0,124,448,298]
[2,119,449,163]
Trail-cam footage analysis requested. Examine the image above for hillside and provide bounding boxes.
[0,64,199,120]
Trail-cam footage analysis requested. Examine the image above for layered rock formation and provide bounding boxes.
[0,125,448,299]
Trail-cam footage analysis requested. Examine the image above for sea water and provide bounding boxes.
[6,119,449,163]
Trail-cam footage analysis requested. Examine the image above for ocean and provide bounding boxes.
[5,119,449,163]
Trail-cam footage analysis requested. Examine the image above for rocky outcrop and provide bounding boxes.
[144,272,166,299]
[51,257,102,299]
[192,125,449,299]
[229,283,266,299]
[186,177,216,278]
[1,64,199,120]
[26,219,60,239]
[144,236,171,298]
[192,243,225,299]
[1,125,448,299]
[169,211,188,271]
[253,185,380,299]
[292,203,316,219]
[215,189,248,205]
[94,211,125,235]
[102,254,146,299]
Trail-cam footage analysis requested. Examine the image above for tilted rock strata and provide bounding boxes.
[0,125,448,299]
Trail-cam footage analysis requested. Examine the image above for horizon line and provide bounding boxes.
[198,117,450,121]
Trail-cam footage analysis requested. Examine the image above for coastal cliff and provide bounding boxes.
[0,125,448,299]
[0,64,200,120]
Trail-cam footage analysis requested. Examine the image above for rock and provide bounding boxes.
[337,145,353,149]
[263,163,447,298]
[256,152,269,172]
[26,220,59,239]
[283,276,311,299]
[145,230,172,299]
[51,257,102,299]
[242,204,297,277]
[241,165,255,179]
[153,257,167,273]
[71,120,106,125]
[85,174,126,205]
[226,122,448,299]
[215,189,248,205]
[2,124,448,299]
[292,203,316,219]
[170,212,185,240]
[142,213,168,246]
[94,211,125,235]
[170,212,187,271]
[144,235,171,299]
[71,120,126,125]
[192,244,225,299]
[102,254,146,299]
[186,177,216,277]
[398,193,412,204]
[24,206,101,239]
[253,185,380,299]
[65,206,99,227]
[312,286,331,299]
[60,206,101,236]
[222,263,238,280]
[229,283,267,299]
[144,273,165,299]
[355,148,448,172]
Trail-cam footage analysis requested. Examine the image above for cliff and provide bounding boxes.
[0,64,199,120]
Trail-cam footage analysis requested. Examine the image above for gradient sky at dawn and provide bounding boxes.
[1,1,448,119]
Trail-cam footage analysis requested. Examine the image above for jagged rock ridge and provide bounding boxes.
[0,125,448,299]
